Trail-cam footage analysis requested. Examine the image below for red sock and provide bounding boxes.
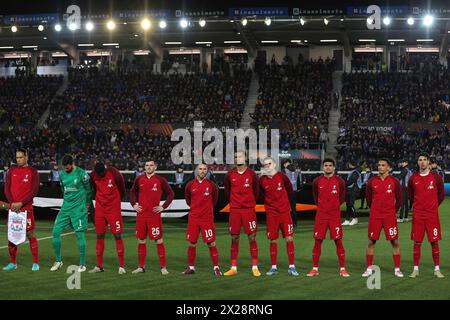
[312,239,323,268]
[157,243,166,268]
[286,241,295,265]
[29,236,39,264]
[209,246,219,267]
[188,246,196,267]
[431,242,440,267]
[96,238,105,268]
[249,240,258,266]
[413,243,421,266]
[138,243,147,268]
[335,239,346,268]
[8,241,17,264]
[393,254,401,269]
[115,239,124,268]
[270,243,278,266]
[231,241,239,267]
[366,254,374,269]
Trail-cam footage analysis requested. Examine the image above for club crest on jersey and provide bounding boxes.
[152,183,158,191]
[107,179,113,188]
[386,184,393,193]
[204,187,210,196]
[276,182,282,191]
[244,178,250,188]
[74,178,78,184]
[331,185,337,194]
[23,174,29,183]
[428,181,434,189]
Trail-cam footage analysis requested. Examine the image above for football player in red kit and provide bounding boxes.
[362,158,404,278]
[223,151,261,277]
[89,162,126,274]
[3,148,40,271]
[307,158,349,277]
[130,160,174,275]
[259,157,299,276]
[408,152,445,278]
[183,163,222,276]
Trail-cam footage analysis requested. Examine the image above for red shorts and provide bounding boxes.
[368,215,398,241]
[95,211,123,235]
[186,219,216,243]
[313,219,343,240]
[266,213,294,240]
[8,209,35,232]
[136,214,163,240]
[229,208,258,235]
[411,215,441,243]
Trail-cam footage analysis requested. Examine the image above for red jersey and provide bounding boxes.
[407,171,445,217]
[366,175,402,218]
[90,167,126,213]
[130,174,174,216]
[224,167,259,209]
[312,174,346,219]
[259,172,293,216]
[185,178,218,221]
[4,165,39,211]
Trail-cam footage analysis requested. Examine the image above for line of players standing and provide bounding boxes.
[2,149,445,278]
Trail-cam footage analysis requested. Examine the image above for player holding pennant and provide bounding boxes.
[3,148,40,271]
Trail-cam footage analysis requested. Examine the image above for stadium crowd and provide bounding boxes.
[0,75,62,129]
[0,53,449,173]
[251,56,335,150]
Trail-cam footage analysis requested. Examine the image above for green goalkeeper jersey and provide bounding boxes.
[59,166,92,213]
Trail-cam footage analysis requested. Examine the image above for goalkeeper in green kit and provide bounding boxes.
[50,155,93,272]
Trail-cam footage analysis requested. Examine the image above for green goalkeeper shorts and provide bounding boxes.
[53,209,88,233]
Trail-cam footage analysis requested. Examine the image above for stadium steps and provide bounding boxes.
[36,75,69,129]
[326,71,343,159]
[239,72,259,130]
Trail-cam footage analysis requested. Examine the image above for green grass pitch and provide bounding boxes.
[0,198,449,300]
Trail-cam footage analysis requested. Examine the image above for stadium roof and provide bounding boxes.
[0,0,449,56]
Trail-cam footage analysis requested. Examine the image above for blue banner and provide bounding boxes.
[229,7,289,17]
[115,10,171,20]
[445,183,450,196]
[175,9,226,18]
[3,14,59,25]
[347,6,410,17]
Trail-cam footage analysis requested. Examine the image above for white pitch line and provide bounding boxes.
[0,228,94,250]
